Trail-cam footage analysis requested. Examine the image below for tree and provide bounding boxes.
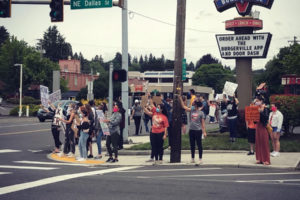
[0,26,9,47]
[255,43,300,94]
[195,54,219,70]
[192,63,235,93]
[37,26,73,62]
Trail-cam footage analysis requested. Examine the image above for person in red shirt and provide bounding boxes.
[144,103,169,165]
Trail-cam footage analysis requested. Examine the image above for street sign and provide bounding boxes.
[71,0,112,10]
[216,33,272,59]
[182,58,186,81]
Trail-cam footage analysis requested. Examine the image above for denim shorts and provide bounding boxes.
[272,127,279,133]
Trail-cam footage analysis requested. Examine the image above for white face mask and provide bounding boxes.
[255,101,262,106]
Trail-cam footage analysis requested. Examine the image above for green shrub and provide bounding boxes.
[7,96,40,105]
[270,95,300,135]
[9,104,41,116]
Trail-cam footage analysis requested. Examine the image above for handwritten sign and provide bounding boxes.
[245,106,260,122]
[223,81,238,96]
[152,96,162,105]
[40,85,49,108]
[49,90,61,103]
[96,110,110,136]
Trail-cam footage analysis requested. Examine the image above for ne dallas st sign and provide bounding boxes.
[71,0,112,9]
[216,33,272,59]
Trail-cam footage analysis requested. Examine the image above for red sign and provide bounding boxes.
[135,85,143,92]
[245,106,260,122]
[226,19,263,31]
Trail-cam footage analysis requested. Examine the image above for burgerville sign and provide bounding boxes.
[216,33,272,59]
[214,0,274,16]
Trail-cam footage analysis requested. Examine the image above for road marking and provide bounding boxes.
[14,161,90,167]
[0,165,58,170]
[0,172,12,175]
[119,168,222,173]
[0,149,21,154]
[0,129,49,136]
[237,179,300,183]
[0,123,45,128]
[28,150,43,153]
[0,166,140,195]
[154,172,300,178]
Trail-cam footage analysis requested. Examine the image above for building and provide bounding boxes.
[59,59,99,99]
[281,74,300,95]
[128,71,214,99]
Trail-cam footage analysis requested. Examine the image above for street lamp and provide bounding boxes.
[14,64,23,117]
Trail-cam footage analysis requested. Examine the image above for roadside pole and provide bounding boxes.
[121,0,129,143]
[109,62,113,114]
[171,0,186,163]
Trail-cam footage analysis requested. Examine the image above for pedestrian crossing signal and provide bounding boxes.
[49,0,63,22]
[0,0,11,18]
[112,69,127,82]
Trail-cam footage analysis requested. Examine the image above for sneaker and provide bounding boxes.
[190,158,195,163]
[145,159,154,163]
[195,160,203,166]
[270,151,275,156]
[152,160,159,166]
[87,154,93,159]
[272,152,280,157]
[67,153,74,157]
[94,155,103,160]
[58,152,65,157]
[77,157,86,162]
[158,160,163,164]
[111,158,119,163]
[247,151,254,155]
[106,157,114,163]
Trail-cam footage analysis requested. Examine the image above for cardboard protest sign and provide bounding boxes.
[209,105,216,117]
[245,106,260,122]
[40,85,49,108]
[223,81,238,96]
[152,96,162,105]
[49,90,61,103]
[141,96,148,108]
[96,110,110,136]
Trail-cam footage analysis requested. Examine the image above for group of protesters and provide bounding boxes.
[44,99,126,163]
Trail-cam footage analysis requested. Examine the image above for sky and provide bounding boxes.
[1,0,300,70]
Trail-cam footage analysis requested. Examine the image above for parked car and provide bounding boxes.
[37,100,78,122]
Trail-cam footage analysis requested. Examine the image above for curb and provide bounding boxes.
[118,150,248,155]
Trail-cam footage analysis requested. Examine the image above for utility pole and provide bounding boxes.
[14,64,23,117]
[109,62,113,115]
[121,0,129,143]
[171,0,186,163]
[288,36,300,45]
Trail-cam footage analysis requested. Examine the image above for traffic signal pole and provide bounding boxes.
[171,0,186,163]
[121,0,129,143]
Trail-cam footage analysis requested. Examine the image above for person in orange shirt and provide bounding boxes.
[246,102,258,155]
[144,103,169,165]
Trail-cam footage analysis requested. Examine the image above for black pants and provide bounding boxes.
[106,132,120,158]
[119,127,124,149]
[51,126,61,149]
[63,125,75,154]
[189,130,203,159]
[150,132,164,161]
[133,116,141,135]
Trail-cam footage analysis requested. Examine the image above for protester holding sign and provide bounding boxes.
[226,94,239,142]
[245,101,258,155]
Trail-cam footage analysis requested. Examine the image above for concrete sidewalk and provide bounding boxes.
[48,135,300,170]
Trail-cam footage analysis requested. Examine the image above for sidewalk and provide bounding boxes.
[48,135,300,170]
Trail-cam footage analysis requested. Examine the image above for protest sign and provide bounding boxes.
[209,105,216,117]
[96,110,110,136]
[245,106,260,122]
[49,90,61,103]
[223,81,238,96]
[152,96,162,105]
[40,85,49,107]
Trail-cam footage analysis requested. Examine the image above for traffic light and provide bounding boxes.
[112,69,127,82]
[49,0,63,22]
[0,0,11,18]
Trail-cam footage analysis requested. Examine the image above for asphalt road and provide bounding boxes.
[0,117,300,200]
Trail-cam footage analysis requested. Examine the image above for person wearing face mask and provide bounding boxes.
[104,104,122,163]
[269,103,283,157]
[179,96,207,165]
[131,99,142,135]
[144,102,169,165]
[254,96,271,165]
[226,95,239,142]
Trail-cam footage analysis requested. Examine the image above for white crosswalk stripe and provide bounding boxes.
[0,172,12,175]
[0,165,58,170]
[0,149,21,153]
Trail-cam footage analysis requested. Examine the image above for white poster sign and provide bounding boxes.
[96,110,110,136]
[209,105,216,117]
[40,85,49,108]
[223,81,238,96]
[49,90,61,103]
[216,33,272,59]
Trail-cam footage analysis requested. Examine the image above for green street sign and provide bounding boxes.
[71,0,112,10]
[182,58,186,81]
